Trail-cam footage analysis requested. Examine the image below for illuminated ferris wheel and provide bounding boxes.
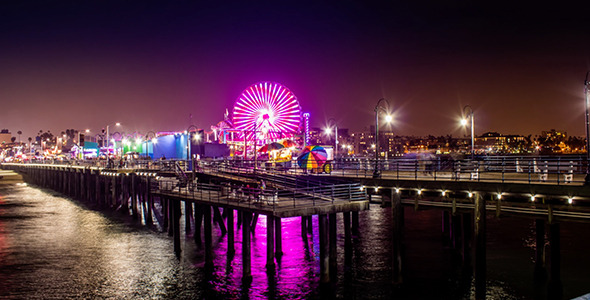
[232,82,301,141]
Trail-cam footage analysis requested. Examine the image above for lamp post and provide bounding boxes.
[584,72,590,185]
[373,98,392,178]
[187,125,198,162]
[461,105,475,160]
[105,122,120,168]
[325,118,338,159]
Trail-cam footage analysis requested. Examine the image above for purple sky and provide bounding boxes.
[1,1,589,140]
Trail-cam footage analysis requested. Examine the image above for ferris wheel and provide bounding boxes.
[232,82,301,141]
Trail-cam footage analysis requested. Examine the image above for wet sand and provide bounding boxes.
[0,169,23,184]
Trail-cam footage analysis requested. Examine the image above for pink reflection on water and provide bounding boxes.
[211,213,320,299]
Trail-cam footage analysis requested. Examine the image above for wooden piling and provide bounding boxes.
[242,211,252,281]
[227,208,234,255]
[173,199,181,256]
[193,203,203,247]
[474,193,486,300]
[266,215,275,270]
[548,222,562,299]
[391,189,403,284]
[301,216,307,239]
[329,213,337,278]
[185,201,192,234]
[214,206,227,235]
[204,205,213,269]
[275,217,282,257]
[534,219,546,281]
[319,214,329,283]
[351,211,359,235]
[343,212,352,248]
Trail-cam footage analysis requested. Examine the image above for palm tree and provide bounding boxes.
[17,131,22,144]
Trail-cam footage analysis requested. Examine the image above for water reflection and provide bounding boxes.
[1,183,590,299]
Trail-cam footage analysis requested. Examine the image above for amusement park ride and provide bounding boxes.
[211,81,332,172]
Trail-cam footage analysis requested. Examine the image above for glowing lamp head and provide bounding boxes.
[460,119,468,126]
[384,115,393,123]
[324,128,332,135]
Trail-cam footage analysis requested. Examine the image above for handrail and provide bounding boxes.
[5,154,589,185]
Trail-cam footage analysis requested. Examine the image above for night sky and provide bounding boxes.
[1,1,589,140]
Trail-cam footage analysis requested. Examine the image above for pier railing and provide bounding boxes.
[7,155,590,185]
[156,178,366,211]
[198,155,589,185]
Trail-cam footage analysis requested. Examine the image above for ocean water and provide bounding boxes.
[0,182,589,299]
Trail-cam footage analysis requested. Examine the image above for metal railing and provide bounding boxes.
[156,178,366,211]
[6,154,590,185]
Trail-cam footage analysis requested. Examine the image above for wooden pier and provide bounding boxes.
[1,163,369,284]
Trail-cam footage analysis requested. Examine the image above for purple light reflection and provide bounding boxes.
[211,213,320,299]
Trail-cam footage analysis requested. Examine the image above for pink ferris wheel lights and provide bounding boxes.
[232,82,301,140]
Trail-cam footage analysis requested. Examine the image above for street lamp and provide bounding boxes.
[105,122,120,168]
[461,105,475,160]
[187,125,198,162]
[373,98,392,178]
[325,118,338,159]
[584,72,590,185]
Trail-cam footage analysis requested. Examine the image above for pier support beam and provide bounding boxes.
[227,208,234,256]
[301,216,307,239]
[319,214,329,283]
[391,189,403,284]
[548,222,562,299]
[442,211,451,245]
[266,215,275,271]
[329,213,337,279]
[131,174,138,219]
[145,177,153,226]
[474,193,486,300]
[173,200,181,256]
[343,212,352,248]
[275,217,282,257]
[242,212,252,282]
[185,201,192,234]
[535,219,546,281]
[193,204,203,247]
[204,205,213,269]
[462,213,472,267]
[351,211,359,235]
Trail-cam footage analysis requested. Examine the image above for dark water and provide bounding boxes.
[1,183,589,299]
